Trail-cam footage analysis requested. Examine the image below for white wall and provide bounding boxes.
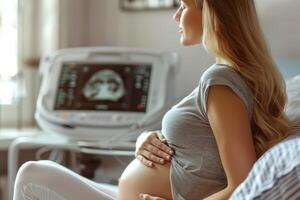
[256,0,300,58]
[83,0,300,100]
[58,0,90,48]
[86,0,214,100]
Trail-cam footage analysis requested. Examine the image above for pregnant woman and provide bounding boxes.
[119,0,291,199]
[13,0,291,200]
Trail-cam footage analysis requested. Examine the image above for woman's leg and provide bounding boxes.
[13,160,118,200]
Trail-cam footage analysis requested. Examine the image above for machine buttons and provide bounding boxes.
[94,115,112,122]
[112,115,122,122]
[60,112,69,119]
[79,113,87,120]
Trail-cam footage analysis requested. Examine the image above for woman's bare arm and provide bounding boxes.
[204,85,257,199]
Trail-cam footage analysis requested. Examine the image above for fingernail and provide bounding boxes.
[160,159,164,163]
[169,150,174,154]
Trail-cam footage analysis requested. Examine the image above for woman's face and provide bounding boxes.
[173,0,203,46]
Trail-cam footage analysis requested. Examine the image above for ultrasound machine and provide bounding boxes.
[35,47,179,149]
[6,47,180,200]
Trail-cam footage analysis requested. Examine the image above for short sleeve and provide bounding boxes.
[198,64,253,120]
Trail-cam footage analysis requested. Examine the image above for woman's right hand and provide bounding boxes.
[135,130,174,167]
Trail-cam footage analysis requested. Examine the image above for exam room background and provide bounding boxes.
[2,0,299,128]
[0,0,299,199]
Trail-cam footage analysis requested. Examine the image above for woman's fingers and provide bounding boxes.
[140,148,167,164]
[135,130,175,167]
[136,155,154,167]
[151,137,174,156]
[139,193,167,200]
[144,144,172,161]
[145,132,174,156]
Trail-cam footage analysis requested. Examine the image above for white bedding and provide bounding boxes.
[286,75,300,133]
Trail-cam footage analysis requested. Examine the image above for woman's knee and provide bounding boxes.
[14,162,67,200]
[16,160,58,180]
[17,161,40,177]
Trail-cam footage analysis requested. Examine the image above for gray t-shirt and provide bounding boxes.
[161,64,253,199]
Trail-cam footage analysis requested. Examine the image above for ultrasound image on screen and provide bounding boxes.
[82,70,125,101]
[54,63,152,112]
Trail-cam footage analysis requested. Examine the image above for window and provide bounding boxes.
[0,0,19,105]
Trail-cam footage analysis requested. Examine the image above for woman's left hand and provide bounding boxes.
[139,193,167,200]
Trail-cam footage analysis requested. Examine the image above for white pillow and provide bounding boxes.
[286,75,300,133]
[229,135,300,200]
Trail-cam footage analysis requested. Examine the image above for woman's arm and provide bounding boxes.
[203,187,235,200]
[204,85,257,199]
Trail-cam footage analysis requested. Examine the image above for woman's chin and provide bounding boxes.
[180,38,201,46]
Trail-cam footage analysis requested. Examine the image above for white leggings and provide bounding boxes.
[13,160,118,200]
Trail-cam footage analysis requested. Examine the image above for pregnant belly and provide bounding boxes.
[118,159,172,200]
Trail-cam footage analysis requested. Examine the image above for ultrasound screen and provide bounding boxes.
[54,63,152,112]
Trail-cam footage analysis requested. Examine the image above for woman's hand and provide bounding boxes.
[139,193,167,200]
[135,130,174,167]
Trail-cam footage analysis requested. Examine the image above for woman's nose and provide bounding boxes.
[173,9,180,21]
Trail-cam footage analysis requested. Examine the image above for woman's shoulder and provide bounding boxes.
[200,64,242,85]
[198,64,253,118]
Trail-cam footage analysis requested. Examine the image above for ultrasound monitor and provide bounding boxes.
[35,47,178,141]
[54,63,151,112]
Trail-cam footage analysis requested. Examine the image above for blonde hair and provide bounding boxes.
[199,0,291,157]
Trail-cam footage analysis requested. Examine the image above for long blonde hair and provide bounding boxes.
[199,0,291,157]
